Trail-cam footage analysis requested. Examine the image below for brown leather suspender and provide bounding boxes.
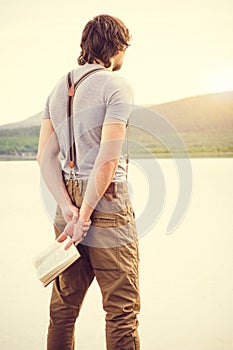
[66,68,130,180]
[66,68,104,177]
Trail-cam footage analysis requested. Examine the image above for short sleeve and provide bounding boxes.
[42,95,51,119]
[104,76,134,124]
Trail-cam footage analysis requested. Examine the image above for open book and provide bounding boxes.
[33,238,81,287]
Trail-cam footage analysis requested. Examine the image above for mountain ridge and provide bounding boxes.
[0,90,233,158]
[1,90,233,131]
[0,112,42,130]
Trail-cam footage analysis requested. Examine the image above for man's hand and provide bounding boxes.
[61,203,79,224]
[57,219,92,250]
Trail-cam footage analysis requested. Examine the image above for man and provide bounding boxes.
[37,14,140,350]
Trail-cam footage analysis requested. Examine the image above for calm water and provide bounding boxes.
[0,159,233,350]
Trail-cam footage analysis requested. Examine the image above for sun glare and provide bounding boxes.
[209,68,233,93]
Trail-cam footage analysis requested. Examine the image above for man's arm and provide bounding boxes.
[37,119,79,223]
[80,119,126,221]
[64,118,126,249]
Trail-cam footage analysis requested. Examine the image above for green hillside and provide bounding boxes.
[0,126,40,158]
[0,91,233,159]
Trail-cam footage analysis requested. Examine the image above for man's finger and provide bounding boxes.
[74,238,83,247]
[64,239,74,250]
[83,220,92,226]
[64,238,82,250]
[57,231,68,243]
[82,225,90,232]
[82,221,91,231]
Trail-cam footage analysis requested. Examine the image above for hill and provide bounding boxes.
[0,112,42,130]
[151,91,233,132]
[131,91,233,157]
[0,91,233,159]
[0,112,41,159]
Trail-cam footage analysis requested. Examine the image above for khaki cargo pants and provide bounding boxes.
[47,179,140,350]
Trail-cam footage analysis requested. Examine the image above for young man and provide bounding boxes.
[37,14,140,350]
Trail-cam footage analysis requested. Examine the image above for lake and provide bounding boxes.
[0,158,232,350]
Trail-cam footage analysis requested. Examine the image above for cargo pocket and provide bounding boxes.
[91,193,129,228]
[91,211,117,228]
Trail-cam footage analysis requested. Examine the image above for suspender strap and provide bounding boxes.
[125,122,129,181]
[66,67,130,180]
[66,71,75,169]
[66,68,104,173]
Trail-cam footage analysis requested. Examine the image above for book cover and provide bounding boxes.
[33,238,80,287]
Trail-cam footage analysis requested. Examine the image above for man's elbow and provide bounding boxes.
[36,152,42,165]
[36,150,49,165]
[37,149,59,166]
[36,149,46,165]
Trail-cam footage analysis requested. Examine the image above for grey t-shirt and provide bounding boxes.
[43,63,133,181]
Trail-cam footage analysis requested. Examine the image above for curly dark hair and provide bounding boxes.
[78,14,131,68]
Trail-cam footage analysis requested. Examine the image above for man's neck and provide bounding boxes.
[93,59,113,71]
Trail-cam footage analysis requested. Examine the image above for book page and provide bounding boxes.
[33,238,80,279]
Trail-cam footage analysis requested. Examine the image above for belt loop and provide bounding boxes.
[79,179,83,196]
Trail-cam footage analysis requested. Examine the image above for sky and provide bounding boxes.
[0,0,233,125]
